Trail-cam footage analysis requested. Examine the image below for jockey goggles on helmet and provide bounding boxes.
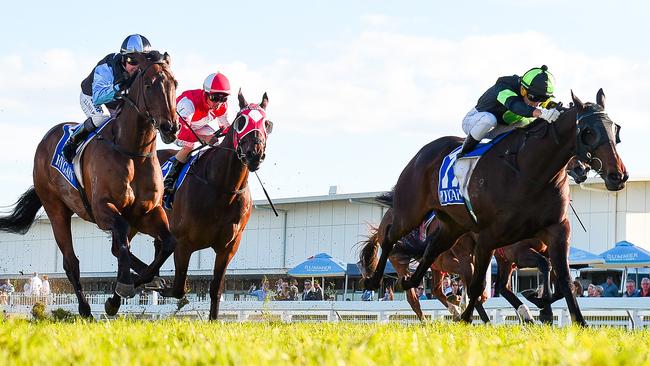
[207,93,228,103]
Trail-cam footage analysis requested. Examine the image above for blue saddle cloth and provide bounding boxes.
[50,120,112,190]
[437,131,512,206]
[161,154,200,208]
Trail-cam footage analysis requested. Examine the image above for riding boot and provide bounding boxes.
[163,159,184,195]
[456,135,480,159]
[63,117,95,163]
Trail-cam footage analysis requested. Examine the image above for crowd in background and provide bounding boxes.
[0,272,52,305]
[247,278,328,301]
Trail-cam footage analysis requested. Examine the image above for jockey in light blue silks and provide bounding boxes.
[63,34,153,162]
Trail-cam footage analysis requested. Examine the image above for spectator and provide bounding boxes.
[248,281,269,301]
[442,276,452,296]
[313,280,324,300]
[572,280,583,297]
[450,280,461,296]
[0,279,15,305]
[640,278,650,297]
[275,282,291,301]
[289,279,299,301]
[41,275,51,297]
[416,286,428,301]
[380,285,394,301]
[30,273,42,296]
[23,282,31,295]
[587,284,596,297]
[601,275,619,297]
[361,289,374,301]
[594,285,604,297]
[302,280,323,301]
[623,280,640,297]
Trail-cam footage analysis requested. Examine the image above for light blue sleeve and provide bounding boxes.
[91,64,120,105]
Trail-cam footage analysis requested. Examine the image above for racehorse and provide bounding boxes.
[360,158,588,323]
[0,51,179,317]
[147,90,272,320]
[363,90,627,326]
[359,212,490,323]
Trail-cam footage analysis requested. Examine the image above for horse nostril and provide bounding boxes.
[608,172,623,182]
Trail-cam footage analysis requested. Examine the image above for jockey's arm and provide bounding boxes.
[497,89,537,121]
[91,64,120,105]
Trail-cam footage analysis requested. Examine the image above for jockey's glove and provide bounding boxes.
[539,108,560,123]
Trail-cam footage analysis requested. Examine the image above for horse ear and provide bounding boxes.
[163,52,171,66]
[571,90,585,112]
[596,88,606,109]
[238,88,248,109]
[260,92,269,110]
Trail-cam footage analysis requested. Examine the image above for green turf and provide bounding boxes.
[1,319,649,365]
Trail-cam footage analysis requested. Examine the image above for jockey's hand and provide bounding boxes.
[539,108,560,123]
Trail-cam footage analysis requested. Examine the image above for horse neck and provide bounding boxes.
[517,109,577,185]
[205,130,249,191]
[113,101,157,156]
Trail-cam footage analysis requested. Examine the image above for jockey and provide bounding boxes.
[63,34,152,163]
[457,65,560,158]
[163,72,231,195]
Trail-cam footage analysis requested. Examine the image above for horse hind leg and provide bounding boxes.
[460,242,494,324]
[44,200,92,318]
[160,240,192,300]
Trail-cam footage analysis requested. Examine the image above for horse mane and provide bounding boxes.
[375,190,394,207]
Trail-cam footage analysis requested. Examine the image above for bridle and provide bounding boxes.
[121,60,176,131]
[575,106,620,175]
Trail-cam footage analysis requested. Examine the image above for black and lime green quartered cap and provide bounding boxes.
[521,65,555,97]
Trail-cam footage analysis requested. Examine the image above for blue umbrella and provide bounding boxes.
[599,241,650,268]
[569,247,605,266]
[288,253,347,277]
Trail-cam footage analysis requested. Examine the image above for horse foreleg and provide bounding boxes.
[460,243,494,324]
[44,200,92,318]
[132,206,176,287]
[539,220,586,327]
[209,237,241,320]
[160,240,192,299]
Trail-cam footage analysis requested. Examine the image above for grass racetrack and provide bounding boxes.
[1,319,650,365]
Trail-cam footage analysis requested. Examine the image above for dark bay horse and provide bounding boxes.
[363,90,627,326]
[0,52,179,317]
[148,90,272,320]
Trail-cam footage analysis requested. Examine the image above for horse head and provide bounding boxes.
[572,89,628,190]
[228,89,273,172]
[124,51,180,144]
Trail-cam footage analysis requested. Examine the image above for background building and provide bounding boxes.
[1,179,649,295]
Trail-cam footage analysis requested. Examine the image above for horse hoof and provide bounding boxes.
[115,282,136,298]
[144,276,166,290]
[79,302,92,318]
[104,297,121,316]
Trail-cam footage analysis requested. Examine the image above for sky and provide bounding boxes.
[0,1,648,203]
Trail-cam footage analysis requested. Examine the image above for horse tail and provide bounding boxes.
[357,225,381,278]
[375,190,394,207]
[0,187,43,235]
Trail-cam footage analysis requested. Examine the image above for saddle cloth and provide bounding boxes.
[50,119,112,190]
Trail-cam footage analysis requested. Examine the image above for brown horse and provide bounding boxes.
[142,90,272,320]
[0,52,179,317]
[359,211,490,323]
[363,90,627,326]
